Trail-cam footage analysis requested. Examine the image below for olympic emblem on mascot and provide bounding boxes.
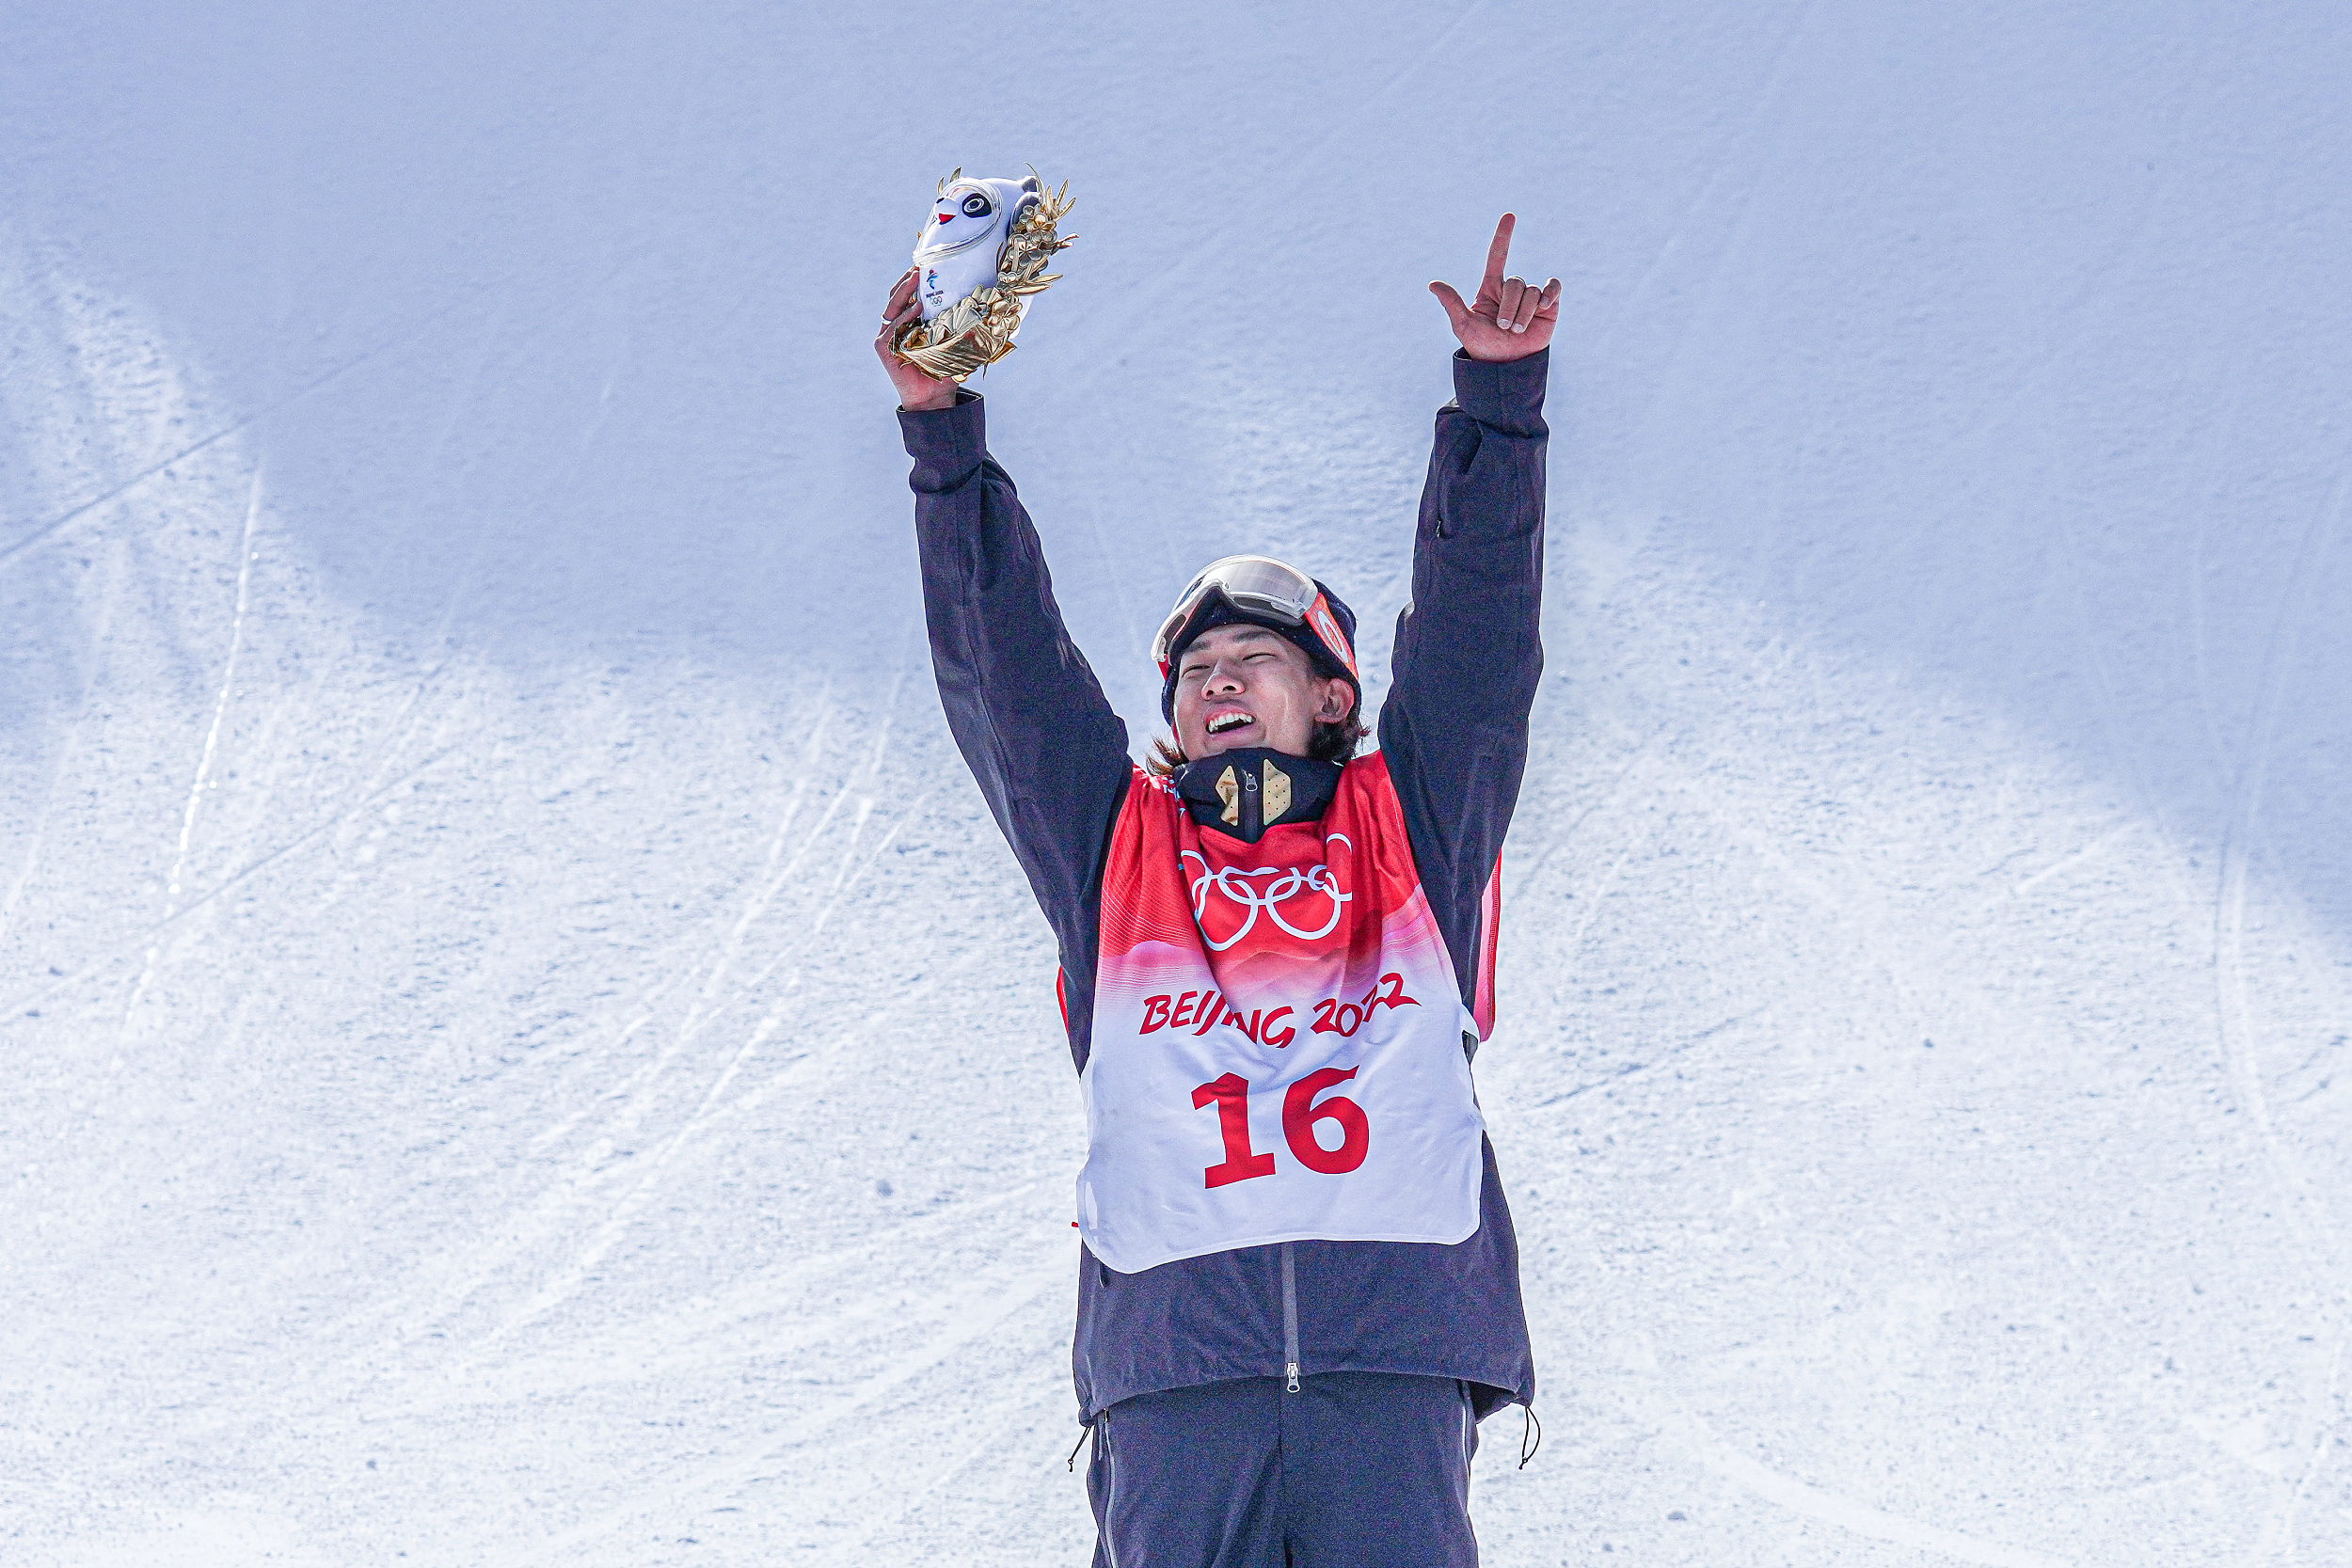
[1180,851,1353,950]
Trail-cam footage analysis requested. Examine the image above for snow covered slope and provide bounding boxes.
[4,3,2347,1563]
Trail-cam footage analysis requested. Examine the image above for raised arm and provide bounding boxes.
[880,270,1135,999]
[1380,218,1557,1003]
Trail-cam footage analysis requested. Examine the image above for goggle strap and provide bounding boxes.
[1305,592,1359,678]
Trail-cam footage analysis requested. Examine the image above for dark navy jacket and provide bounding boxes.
[901,350,1549,1422]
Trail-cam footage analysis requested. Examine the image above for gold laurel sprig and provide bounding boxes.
[893,175,1075,384]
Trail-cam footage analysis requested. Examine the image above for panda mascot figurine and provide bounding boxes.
[892,167,1073,383]
[914,174,1041,320]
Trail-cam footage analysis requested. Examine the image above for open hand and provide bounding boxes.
[876,268,958,412]
[1429,214,1561,362]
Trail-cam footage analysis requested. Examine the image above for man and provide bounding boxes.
[877,214,1557,1567]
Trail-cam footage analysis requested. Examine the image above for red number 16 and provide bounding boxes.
[1190,1068,1370,1188]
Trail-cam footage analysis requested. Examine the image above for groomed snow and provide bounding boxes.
[3,3,2347,1563]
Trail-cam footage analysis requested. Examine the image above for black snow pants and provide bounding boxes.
[1085,1371,1480,1568]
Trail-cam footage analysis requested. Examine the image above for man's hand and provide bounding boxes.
[877,268,959,412]
[1429,214,1561,363]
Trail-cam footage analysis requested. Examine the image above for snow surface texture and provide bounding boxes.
[4,3,2348,1563]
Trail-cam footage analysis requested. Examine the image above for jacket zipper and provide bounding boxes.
[1242,765,1263,839]
[1280,1241,1300,1392]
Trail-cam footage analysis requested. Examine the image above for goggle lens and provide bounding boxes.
[1153,556,1357,679]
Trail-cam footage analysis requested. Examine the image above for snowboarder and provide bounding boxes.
[876,214,1559,1567]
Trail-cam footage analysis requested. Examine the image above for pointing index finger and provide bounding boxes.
[1483,213,1517,294]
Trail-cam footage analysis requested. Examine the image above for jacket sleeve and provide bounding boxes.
[1376,350,1549,1006]
[902,391,1135,1050]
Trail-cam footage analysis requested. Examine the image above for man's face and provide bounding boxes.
[1170,624,1356,761]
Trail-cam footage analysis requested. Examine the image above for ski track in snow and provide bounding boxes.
[5,4,2352,1564]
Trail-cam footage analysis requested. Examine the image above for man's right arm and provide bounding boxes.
[902,390,1136,955]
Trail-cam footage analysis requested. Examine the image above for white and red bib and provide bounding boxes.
[1075,752,1488,1274]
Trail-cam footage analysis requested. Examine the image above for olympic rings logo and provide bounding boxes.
[1181,851,1352,950]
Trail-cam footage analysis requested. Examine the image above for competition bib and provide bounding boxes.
[1076,752,1486,1275]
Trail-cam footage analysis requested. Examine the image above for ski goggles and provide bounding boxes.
[1152,555,1359,680]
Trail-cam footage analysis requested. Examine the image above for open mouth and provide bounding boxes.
[1205,711,1256,737]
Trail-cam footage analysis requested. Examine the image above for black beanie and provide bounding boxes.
[1158,580,1360,725]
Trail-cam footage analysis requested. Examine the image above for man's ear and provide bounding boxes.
[1318,678,1355,722]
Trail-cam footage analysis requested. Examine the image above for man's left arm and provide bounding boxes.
[1379,215,1558,1008]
